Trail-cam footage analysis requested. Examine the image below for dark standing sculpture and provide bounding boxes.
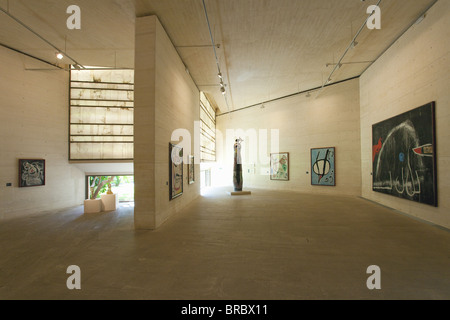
[233,138,243,192]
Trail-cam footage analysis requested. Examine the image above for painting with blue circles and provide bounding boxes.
[311,147,335,186]
[372,102,437,207]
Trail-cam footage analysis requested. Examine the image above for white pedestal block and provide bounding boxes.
[84,199,102,214]
[227,191,252,196]
[101,194,119,211]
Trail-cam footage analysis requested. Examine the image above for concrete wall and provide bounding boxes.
[135,16,200,230]
[0,46,85,220]
[360,1,450,228]
[216,78,361,197]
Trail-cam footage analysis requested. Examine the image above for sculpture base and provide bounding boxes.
[228,191,252,196]
[84,199,102,214]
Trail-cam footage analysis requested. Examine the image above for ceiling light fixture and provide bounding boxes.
[415,13,426,25]
[56,53,64,60]
[327,61,374,67]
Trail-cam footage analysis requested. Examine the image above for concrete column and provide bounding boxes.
[134,16,157,229]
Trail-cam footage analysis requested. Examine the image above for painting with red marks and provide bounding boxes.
[372,138,383,163]
[372,102,437,207]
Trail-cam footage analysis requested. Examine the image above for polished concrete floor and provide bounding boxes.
[0,188,449,300]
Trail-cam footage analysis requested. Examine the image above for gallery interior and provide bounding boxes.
[0,0,449,300]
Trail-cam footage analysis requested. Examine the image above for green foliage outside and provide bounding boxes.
[89,176,134,201]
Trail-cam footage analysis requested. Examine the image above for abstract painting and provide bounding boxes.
[311,147,335,186]
[169,143,183,200]
[188,155,195,185]
[372,102,437,207]
[19,159,46,188]
[270,153,289,181]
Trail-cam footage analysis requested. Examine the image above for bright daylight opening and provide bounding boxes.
[87,175,134,203]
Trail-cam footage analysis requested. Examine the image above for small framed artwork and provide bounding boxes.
[270,152,289,181]
[311,147,335,186]
[188,155,195,185]
[169,143,183,200]
[19,159,46,188]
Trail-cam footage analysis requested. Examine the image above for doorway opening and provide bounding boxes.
[86,175,134,203]
[200,162,213,190]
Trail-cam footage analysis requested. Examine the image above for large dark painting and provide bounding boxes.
[372,102,437,207]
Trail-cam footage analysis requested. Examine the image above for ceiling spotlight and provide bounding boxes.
[351,41,359,49]
[56,53,64,60]
[415,13,426,25]
[326,63,343,68]
[220,86,226,95]
[218,72,223,79]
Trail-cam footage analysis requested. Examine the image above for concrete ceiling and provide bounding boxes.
[0,0,437,114]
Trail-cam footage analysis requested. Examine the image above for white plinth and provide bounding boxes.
[84,199,102,214]
[228,191,252,196]
[101,194,119,211]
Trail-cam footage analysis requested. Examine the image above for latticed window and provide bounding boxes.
[200,92,216,162]
[69,67,134,161]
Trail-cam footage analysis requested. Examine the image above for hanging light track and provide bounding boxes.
[0,5,85,69]
[315,0,382,99]
[202,0,231,107]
